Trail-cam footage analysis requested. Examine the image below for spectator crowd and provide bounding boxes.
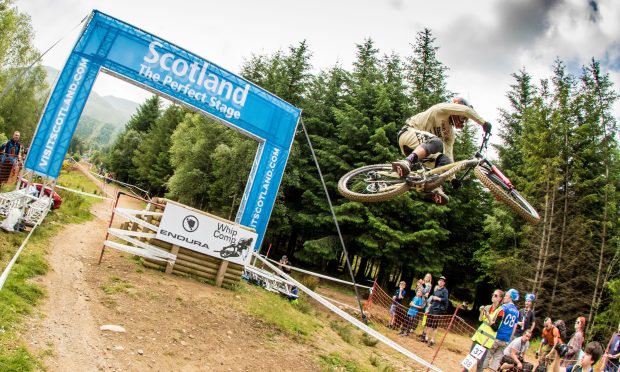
[382,274,618,372]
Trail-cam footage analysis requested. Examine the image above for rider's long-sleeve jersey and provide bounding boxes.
[404,102,486,161]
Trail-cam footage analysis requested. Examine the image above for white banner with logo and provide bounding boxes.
[156,202,257,266]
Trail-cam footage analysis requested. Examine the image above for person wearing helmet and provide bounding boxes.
[514,293,537,339]
[391,97,492,204]
[483,288,520,371]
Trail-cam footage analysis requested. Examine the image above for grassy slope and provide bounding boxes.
[0,168,98,371]
[231,284,400,371]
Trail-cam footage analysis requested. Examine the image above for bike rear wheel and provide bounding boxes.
[338,164,409,202]
[474,165,540,223]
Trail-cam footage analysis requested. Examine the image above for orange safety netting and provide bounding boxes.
[364,281,476,336]
[0,160,20,187]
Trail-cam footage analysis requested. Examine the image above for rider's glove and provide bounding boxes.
[483,121,492,133]
[451,178,462,189]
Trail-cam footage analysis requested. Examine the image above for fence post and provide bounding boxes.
[215,260,229,287]
[165,245,179,274]
[98,191,123,264]
[427,304,461,372]
[365,279,377,312]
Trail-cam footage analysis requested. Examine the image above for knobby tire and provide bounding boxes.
[338,164,409,202]
[474,166,540,224]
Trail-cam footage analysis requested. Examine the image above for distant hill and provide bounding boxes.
[43,66,140,148]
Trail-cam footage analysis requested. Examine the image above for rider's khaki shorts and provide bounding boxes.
[398,128,440,164]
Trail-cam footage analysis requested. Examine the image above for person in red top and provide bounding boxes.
[537,317,563,365]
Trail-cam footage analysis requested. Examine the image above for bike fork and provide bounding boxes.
[457,167,474,183]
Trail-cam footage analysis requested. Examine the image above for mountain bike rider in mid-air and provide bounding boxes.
[391,97,493,205]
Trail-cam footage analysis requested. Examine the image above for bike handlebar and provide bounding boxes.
[479,131,491,153]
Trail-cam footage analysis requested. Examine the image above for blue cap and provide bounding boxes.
[525,293,536,302]
[506,288,519,301]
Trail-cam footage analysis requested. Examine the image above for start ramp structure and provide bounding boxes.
[101,194,256,287]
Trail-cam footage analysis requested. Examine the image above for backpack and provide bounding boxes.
[554,319,568,342]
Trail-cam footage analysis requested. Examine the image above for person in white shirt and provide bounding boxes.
[500,330,532,371]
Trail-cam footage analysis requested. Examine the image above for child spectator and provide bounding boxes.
[399,287,426,336]
[388,281,406,329]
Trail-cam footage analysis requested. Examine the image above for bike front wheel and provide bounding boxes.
[338,164,410,202]
[474,165,540,223]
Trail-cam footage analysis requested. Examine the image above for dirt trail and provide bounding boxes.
[23,172,318,371]
[25,201,111,371]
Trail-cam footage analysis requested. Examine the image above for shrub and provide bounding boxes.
[330,321,354,344]
[299,275,319,291]
[361,332,379,347]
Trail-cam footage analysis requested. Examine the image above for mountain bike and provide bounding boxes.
[337,132,540,224]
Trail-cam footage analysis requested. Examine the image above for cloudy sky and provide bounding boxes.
[16,0,620,124]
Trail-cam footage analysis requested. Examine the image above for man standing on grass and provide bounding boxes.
[514,293,536,339]
[422,275,448,347]
[0,131,23,185]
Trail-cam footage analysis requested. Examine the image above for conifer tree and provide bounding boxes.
[406,28,451,112]
[132,105,185,195]
[105,95,162,183]
[167,113,239,211]
[495,69,534,181]
[576,59,619,329]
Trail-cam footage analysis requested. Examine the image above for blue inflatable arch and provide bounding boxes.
[24,10,301,248]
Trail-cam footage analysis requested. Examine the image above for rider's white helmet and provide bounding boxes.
[449,97,473,129]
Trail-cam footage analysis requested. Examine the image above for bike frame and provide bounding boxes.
[450,132,516,191]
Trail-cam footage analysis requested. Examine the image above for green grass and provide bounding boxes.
[241,283,322,341]
[368,353,395,372]
[101,276,133,294]
[331,320,355,344]
[360,332,379,347]
[0,168,98,371]
[319,352,365,372]
[315,280,361,298]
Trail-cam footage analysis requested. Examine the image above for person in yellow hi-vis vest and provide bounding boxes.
[462,289,505,372]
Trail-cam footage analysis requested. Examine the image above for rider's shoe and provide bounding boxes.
[392,159,421,178]
[423,186,450,205]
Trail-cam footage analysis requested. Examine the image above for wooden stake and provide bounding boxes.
[165,245,179,274]
[215,260,229,287]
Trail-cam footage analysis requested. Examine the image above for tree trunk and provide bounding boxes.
[587,73,615,330]
[537,181,557,311]
[588,164,609,326]
[532,177,551,294]
[550,177,569,307]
